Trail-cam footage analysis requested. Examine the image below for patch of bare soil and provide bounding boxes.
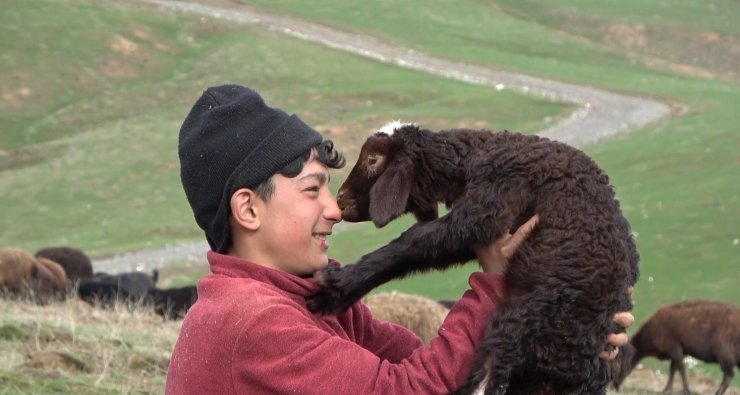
[101,26,176,80]
[101,34,148,78]
[604,24,649,50]
[0,70,36,110]
[602,23,740,82]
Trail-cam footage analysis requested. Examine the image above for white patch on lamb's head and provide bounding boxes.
[375,120,415,136]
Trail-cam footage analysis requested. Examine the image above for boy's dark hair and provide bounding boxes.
[178,84,344,253]
[254,140,345,201]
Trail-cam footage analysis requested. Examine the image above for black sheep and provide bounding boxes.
[613,299,740,395]
[78,270,159,309]
[307,122,639,395]
[146,285,198,320]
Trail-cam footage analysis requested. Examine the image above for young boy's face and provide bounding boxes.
[252,154,342,276]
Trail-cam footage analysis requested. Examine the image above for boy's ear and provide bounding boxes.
[230,188,261,231]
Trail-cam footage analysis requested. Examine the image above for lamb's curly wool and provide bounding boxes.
[308,124,639,395]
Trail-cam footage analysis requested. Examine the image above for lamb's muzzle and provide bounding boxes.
[336,184,368,222]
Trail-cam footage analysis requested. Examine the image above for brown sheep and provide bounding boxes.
[0,248,67,304]
[0,248,35,296]
[35,246,93,284]
[35,257,68,301]
[308,122,639,394]
[613,299,740,395]
[364,291,450,345]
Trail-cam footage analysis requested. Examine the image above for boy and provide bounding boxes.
[166,84,631,394]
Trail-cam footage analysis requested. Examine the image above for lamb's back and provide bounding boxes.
[470,132,637,316]
[434,129,638,290]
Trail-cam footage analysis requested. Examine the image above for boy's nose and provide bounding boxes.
[325,195,343,223]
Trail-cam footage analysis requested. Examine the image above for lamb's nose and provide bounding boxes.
[336,190,345,200]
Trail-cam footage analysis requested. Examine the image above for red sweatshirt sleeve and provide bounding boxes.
[352,305,426,363]
[231,272,505,395]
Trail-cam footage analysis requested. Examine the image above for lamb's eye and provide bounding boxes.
[367,157,377,165]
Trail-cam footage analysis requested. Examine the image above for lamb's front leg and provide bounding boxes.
[307,219,475,313]
[307,199,514,313]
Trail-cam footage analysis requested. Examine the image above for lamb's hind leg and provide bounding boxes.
[471,308,529,395]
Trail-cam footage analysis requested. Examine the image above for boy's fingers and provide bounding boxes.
[607,332,629,347]
[614,312,635,329]
[599,347,620,360]
[516,214,539,238]
[502,215,539,258]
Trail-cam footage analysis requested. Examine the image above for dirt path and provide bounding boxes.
[95,0,673,273]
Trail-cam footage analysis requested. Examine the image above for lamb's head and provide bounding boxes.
[337,121,420,227]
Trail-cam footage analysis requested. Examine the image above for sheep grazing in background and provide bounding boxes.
[35,246,93,285]
[307,122,639,395]
[364,291,450,345]
[77,270,159,309]
[0,248,67,304]
[613,299,740,395]
[146,285,198,320]
[34,257,68,301]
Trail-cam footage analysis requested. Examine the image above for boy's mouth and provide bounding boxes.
[313,233,330,249]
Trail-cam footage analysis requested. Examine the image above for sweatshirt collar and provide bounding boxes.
[206,250,339,298]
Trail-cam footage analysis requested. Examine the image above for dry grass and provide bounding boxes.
[1,296,736,394]
[0,297,181,394]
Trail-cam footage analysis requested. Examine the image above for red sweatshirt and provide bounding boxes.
[165,251,506,395]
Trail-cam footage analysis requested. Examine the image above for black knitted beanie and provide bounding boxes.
[178,84,322,252]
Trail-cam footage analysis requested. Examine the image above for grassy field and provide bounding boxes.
[0,0,568,254]
[2,298,736,395]
[1,0,738,392]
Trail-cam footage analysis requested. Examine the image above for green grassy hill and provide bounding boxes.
[1,0,738,391]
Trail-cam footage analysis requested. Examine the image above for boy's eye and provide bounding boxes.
[305,186,320,193]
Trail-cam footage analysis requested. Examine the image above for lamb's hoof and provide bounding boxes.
[486,382,509,395]
[306,266,356,314]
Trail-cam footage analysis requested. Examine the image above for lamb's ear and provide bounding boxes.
[369,161,413,227]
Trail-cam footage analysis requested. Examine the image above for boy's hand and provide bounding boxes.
[474,214,539,274]
[600,287,635,360]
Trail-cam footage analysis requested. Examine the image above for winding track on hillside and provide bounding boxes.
[94,0,673,273]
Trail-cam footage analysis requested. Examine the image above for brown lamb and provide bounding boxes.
[307,122,639,395]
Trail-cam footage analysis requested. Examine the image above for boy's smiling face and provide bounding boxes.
[250,154,342,276]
